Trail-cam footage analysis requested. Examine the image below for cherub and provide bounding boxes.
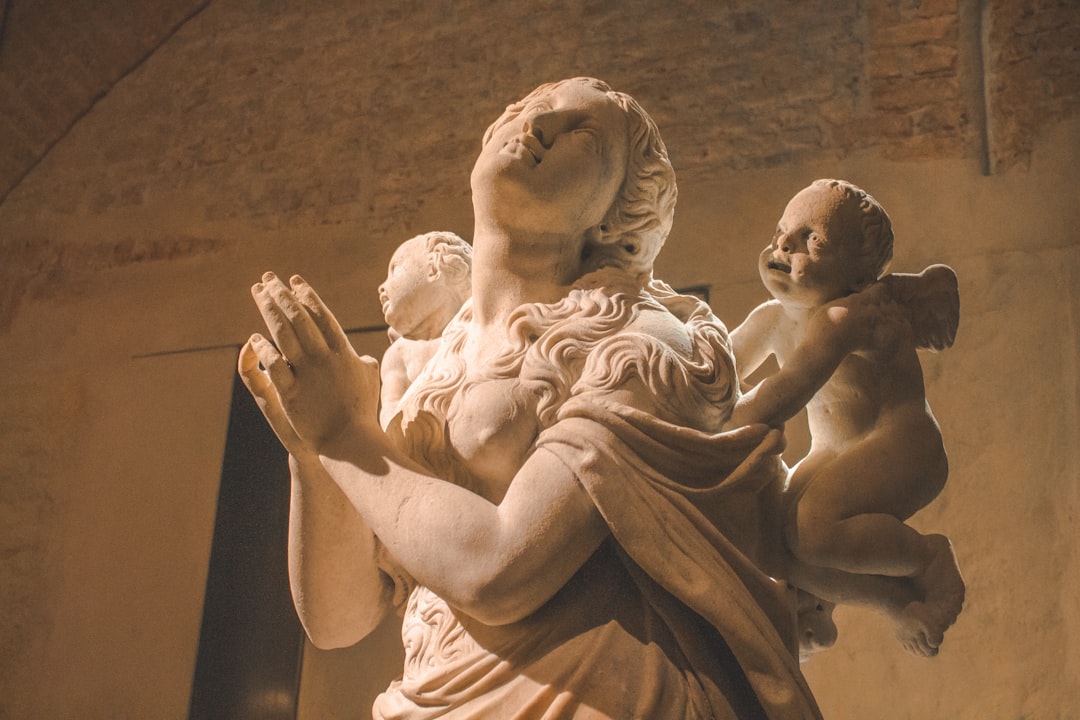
[795,589,837,663]
[730,179,964,657]
[377,231,471,428]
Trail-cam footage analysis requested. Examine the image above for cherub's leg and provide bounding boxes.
[786,561,917,617]
[785,433,945,577]
[785,553,958,656]
[785,427,962,654]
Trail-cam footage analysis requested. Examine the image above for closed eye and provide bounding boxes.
[571,127,599,147]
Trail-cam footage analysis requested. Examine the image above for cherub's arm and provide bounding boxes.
[378,340,409,429]
[730,300,782,384]
[728,288,901,429]
[728,304,857,429]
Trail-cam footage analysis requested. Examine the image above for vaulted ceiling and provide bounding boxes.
[0,0,209,203]
[2,0,1077,210]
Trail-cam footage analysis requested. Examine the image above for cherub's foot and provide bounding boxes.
[896,601,945,656]
[896,535,965,657]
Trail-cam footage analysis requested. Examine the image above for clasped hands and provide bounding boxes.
[238,272,382,460]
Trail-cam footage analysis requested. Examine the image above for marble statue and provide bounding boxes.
[731,179,964,659]
[237,79,960,719]
[377,231,472,429]
[794,589,837,663]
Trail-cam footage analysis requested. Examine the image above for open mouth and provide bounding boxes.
[767,260,792,274]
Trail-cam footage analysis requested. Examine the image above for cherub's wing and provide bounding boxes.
[881,264,960,351]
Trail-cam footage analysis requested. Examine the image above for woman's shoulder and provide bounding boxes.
[565,273,737,430]
[619,301,695,354]
[572,270,724,349]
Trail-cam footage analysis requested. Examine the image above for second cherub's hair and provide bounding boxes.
[420,231,472,305]
[812,179,894,282]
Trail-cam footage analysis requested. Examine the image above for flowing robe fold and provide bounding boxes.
[537,399,820,719]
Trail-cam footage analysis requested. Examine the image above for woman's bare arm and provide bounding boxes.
[319,431,608,626]
[245,272,609,627]
[239,340,393,648]
[287,455,395,648]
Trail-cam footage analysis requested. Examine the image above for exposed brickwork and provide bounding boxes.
[0,0,1074,337]
[0,0,1073,330]
[2,0,1076,227]
[988,0,1080,170]
[865,0,977,162]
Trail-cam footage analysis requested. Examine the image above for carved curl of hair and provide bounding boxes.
[812,179,894,282]
[401,272,734,440]
[482,78,678,278]
[417,230,473,305]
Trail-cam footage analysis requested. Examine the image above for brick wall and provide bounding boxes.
[2,1,1075,254]
[988,0,1080,170]
[866,0,975,161]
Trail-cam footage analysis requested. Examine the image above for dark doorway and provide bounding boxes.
[188,368,304,720]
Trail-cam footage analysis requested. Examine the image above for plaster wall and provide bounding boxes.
[0,1,1076,718]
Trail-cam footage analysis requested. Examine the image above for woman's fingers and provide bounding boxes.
[252,272,331,364]
[269,273,333,357]
[238,338,272,396]
[252,274,303,362]
[290,274,349,351]
[248,333,296,395]
[238,339,307,452]
[245,272,376,445]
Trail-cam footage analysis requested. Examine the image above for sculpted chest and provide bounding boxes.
[445,376,540,499]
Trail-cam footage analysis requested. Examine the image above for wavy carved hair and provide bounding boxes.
[481,77,678,278]
[811,179,894,283]
[418,230,472,305]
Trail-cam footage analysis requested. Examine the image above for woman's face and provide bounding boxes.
[471,80,630,236]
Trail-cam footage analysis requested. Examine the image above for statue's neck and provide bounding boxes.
[470,225,584,326]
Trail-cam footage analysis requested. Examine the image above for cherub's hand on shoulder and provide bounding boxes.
[819,281,906,356]
[879,265,959,351]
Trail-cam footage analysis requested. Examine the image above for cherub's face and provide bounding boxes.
[759,184,866,308]
[796,593,837,662]
[378,238,442,339]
